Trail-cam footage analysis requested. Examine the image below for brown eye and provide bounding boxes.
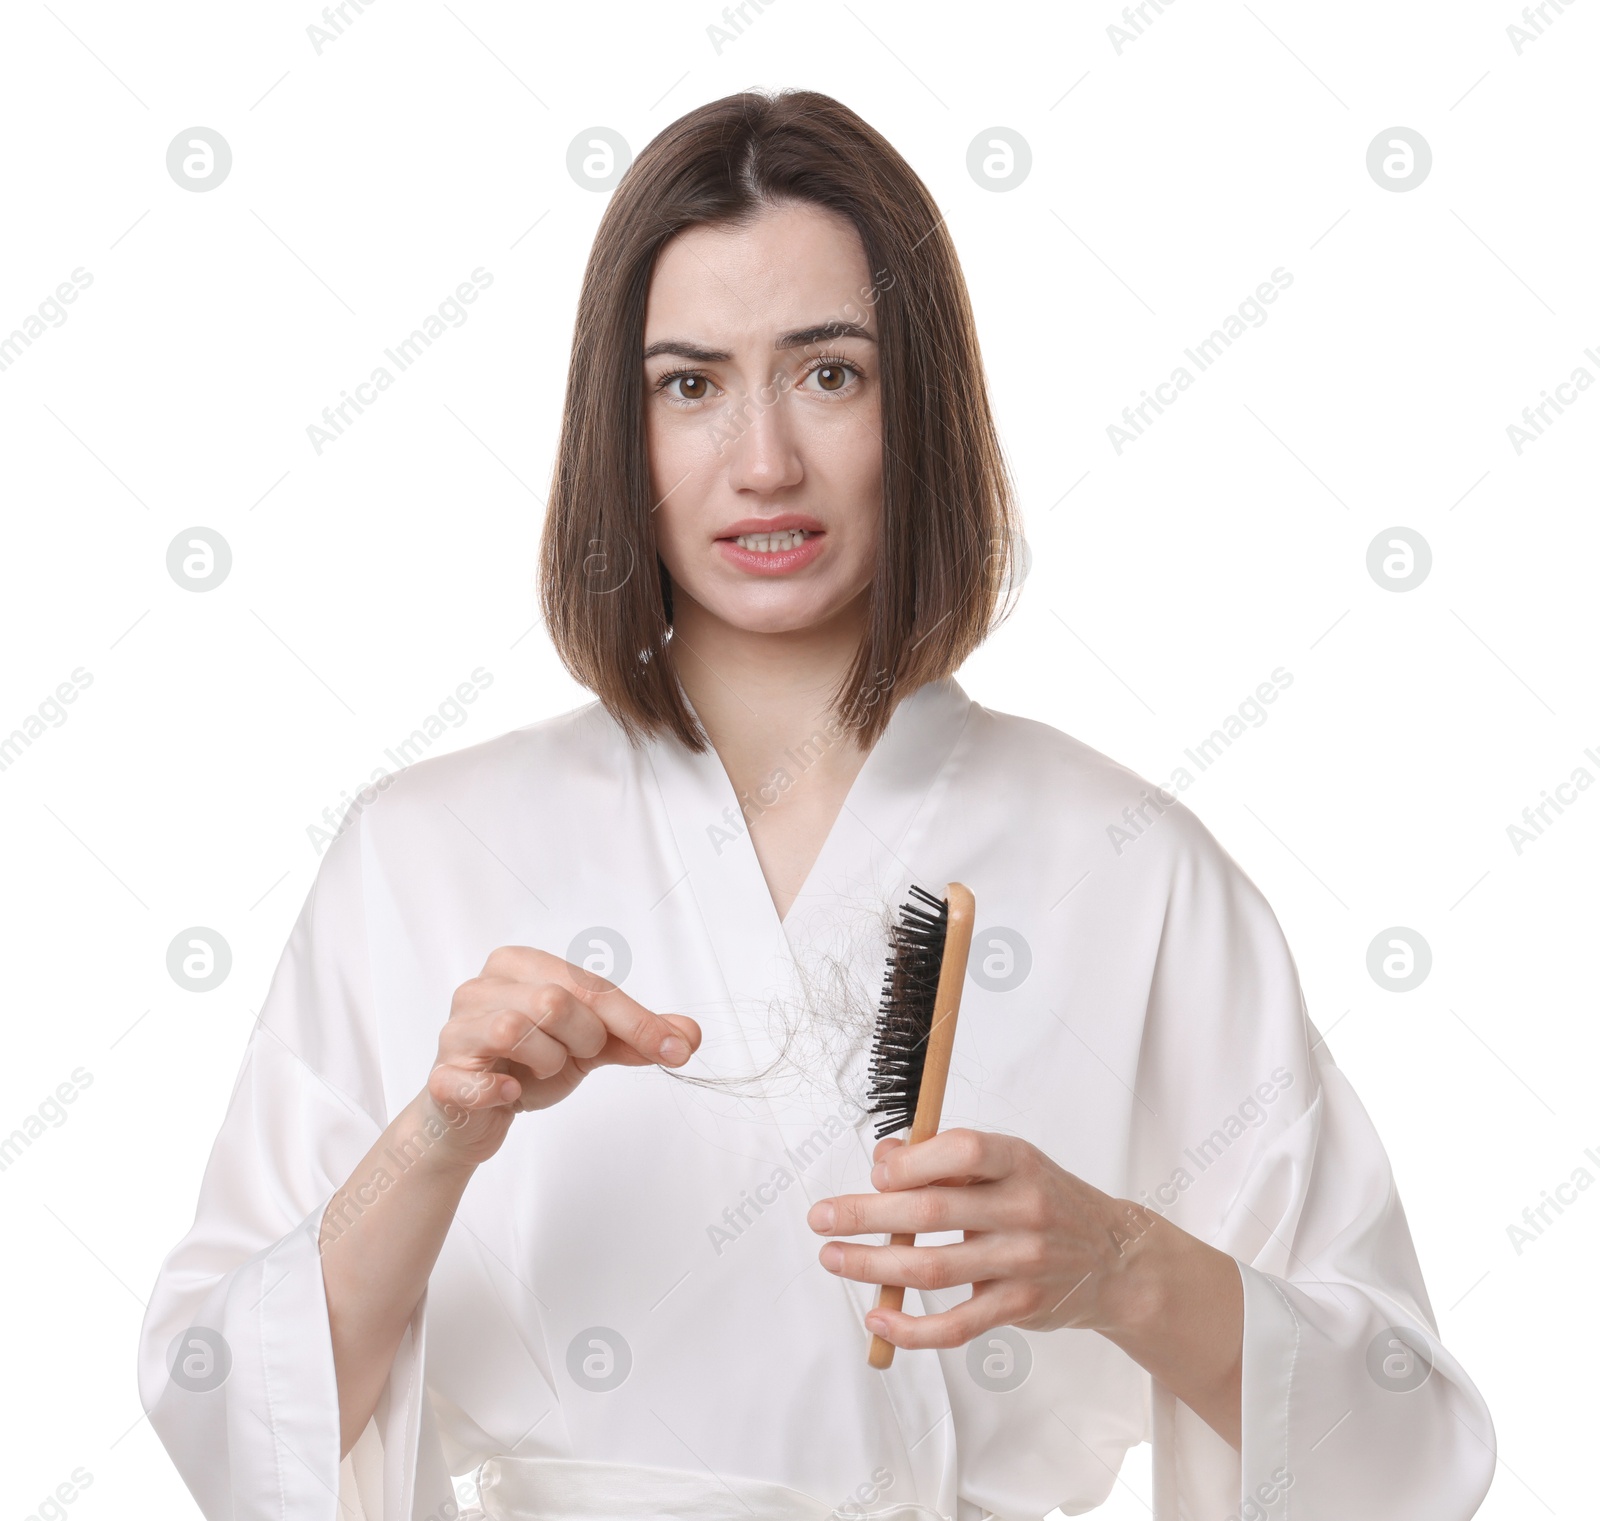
[801,356,861,394]
[673,374,708,400]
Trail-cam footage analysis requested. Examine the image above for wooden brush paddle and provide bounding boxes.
[863,881,976,1369]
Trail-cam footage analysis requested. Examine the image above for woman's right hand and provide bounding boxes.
[423,945,702,1169]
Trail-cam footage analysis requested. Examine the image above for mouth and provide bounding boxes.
[714,517,827,576]
[730,528,814,554]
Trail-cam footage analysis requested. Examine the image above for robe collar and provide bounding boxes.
[641,676,977,1155]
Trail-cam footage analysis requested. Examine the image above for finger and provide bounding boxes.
[428,1060,520,1113]
[807,1185,1005,1238]
[864,1285,1025,1351]
[817,1238,1010,1294]
[553,971,701,1069]
[575,1014,704,1074]
[871,1136,907,1166]
[439,1004,581,1081]
[871,1128,1014,1191]
[664,1014,702,1058]
[469,949,702,1068]
[450,978,610,1060]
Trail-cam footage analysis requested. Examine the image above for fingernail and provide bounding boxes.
[820,1243,844,1271]
[811,1202,835,1231]
[871,1162,888,1188]
[866,1314,887,1334]
[660,1037,688,1065]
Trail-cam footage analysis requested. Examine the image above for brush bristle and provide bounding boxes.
[865,884,950,1140]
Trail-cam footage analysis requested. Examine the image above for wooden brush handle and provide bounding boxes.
[868,882,975,1370]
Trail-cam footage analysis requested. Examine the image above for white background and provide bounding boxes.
[1,1,1595,1517]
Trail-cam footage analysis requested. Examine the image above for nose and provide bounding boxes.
[723,382,804,496]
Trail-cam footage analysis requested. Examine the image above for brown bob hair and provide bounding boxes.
[539,88,1018,751]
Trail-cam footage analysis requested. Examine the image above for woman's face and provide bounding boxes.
[642,201,883,637]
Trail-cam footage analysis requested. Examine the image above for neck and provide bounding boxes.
[666,589,892,922]
[668,591,873,762]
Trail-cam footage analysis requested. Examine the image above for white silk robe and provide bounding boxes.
[136,677,1496,1521]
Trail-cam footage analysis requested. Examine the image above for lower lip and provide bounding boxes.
[715,534,826,576]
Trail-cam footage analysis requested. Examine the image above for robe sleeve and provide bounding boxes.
[135,808,457,1521]
[1130,804,1496,1521]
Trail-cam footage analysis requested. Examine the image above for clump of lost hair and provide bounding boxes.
[539,87,1019,751]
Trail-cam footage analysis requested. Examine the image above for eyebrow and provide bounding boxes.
[642,320,876,363]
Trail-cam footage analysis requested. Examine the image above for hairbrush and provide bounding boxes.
[863,881,976,1369]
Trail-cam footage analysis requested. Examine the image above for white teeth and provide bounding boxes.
[734,529,810,553]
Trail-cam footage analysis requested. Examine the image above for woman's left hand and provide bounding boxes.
[806,1127,1156,1348]
[809,1126,1245,1450]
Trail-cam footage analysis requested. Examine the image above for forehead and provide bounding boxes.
[643,201,874,341]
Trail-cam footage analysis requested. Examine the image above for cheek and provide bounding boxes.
[836,439,884,559]
[651,493,699,585]
[647,402,734,505]
[644,405,685,499]
[804,400,882,533]
[644,416,705,573]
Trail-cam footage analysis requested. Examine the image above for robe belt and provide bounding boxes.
[469,1455,955,1521]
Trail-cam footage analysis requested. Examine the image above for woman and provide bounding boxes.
[138,90,1495,1521]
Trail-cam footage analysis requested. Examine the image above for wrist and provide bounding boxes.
[1088,1198,1246,1451]
[397,1090,483,1177]
[1097,1199,1172,1341]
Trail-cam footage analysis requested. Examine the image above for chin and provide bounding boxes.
[693,586,853,636]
